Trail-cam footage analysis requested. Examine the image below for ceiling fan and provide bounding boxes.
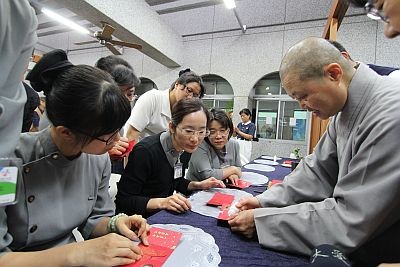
[74,22,142,55]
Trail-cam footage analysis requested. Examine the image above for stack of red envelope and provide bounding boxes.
[123,227,182,267]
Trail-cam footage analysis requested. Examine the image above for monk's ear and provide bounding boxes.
[325,63,343,81]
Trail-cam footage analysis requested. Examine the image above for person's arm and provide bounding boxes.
[253,112,400,256]
[188,143,240,181]
[125,91,156,142]
[126,125,141,142]
[0,209,142,267]
[256,121,339,208]
[0,0,37,157]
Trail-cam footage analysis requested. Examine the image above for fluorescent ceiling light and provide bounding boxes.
[223,0,236,9]
[41,7,90,35]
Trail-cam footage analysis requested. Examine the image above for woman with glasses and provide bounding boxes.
[187,109,241,185]
[0,50,150,267]
[125,70,205,143]
[115,99,225,217]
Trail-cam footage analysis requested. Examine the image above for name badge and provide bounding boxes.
[174,162,183,179]
[0,167,18,205]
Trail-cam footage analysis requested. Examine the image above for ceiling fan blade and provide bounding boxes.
[101,24,115,39]
[74,40,98,45]
[109,40,142,50]
[105,43,121,55]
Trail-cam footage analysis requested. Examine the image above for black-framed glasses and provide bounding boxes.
[209,129,230,138]
[73,128,121,145]
[184,85,201,98]
[364,0,387,22]
[177,126,209,137]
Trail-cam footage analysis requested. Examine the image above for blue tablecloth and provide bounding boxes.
[243,156,292,195]
[147,156,309,267]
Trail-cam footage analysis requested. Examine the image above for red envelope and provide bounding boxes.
[125,244,173,267]
[207,192,234,207]
[121,227,182,267]
[225,179,251,189]
[146,227,182,249]
[217,205,230,221]
[268,179,283,189]
[117,140,136,159]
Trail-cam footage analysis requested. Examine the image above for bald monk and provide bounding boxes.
[228,37,400,266]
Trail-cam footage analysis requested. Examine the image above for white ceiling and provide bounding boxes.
[30,0,365,66]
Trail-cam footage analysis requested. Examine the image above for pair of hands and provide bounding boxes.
[73,215,149,267]
[223,166,242,186]
[228,196,260,238]
[109,137,129,159]
[162,177,226,213]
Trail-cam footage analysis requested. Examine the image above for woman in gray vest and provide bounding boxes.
[187,109,241,184]
[0,50,149,267]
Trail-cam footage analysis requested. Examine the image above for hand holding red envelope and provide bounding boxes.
[224,179,251,189]
[116,140,136,159]
[122,227,182,267]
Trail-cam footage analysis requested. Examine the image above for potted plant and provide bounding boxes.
[291,148,302,171]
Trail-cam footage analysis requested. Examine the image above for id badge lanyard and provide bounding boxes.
[0,158,23,207]
[173,151,184,179]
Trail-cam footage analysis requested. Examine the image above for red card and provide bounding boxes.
[217,205,230,221]
[207,192,234,207]
[146,227,182,249]
[118,140,136,158]
[225,179,251,189]
[121,227,182,267]
[268,179,283,189]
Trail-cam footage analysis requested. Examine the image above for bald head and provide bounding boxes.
[279,37,354,82]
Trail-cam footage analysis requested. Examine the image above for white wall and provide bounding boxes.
[36,0,400,158]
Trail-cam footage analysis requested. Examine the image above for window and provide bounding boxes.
[202,74,234,112]
[253,72,310,142]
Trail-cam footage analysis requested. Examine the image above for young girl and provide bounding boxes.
[115,99,225,217]
[187,109,241,184]
[0,50,149,267]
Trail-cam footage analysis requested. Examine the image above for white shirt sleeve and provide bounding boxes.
[127,90,156,132]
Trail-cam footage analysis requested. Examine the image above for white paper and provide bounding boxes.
[289,117,297,126]
[265,117,273,124]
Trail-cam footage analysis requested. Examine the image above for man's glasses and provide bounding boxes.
[364,0,387,22]
[177,126,209,137]
[209,129,230,138]
[184,85,201,98]
[73,128,121,145]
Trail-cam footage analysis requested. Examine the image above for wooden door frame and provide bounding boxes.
[308,0,349,154]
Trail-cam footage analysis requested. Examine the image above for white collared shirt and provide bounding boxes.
[127,89,171,140]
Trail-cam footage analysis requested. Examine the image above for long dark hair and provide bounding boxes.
[27,49,131,144]
[171,98,209,128]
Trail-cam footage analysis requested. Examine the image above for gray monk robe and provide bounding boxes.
[254,63,400,258]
